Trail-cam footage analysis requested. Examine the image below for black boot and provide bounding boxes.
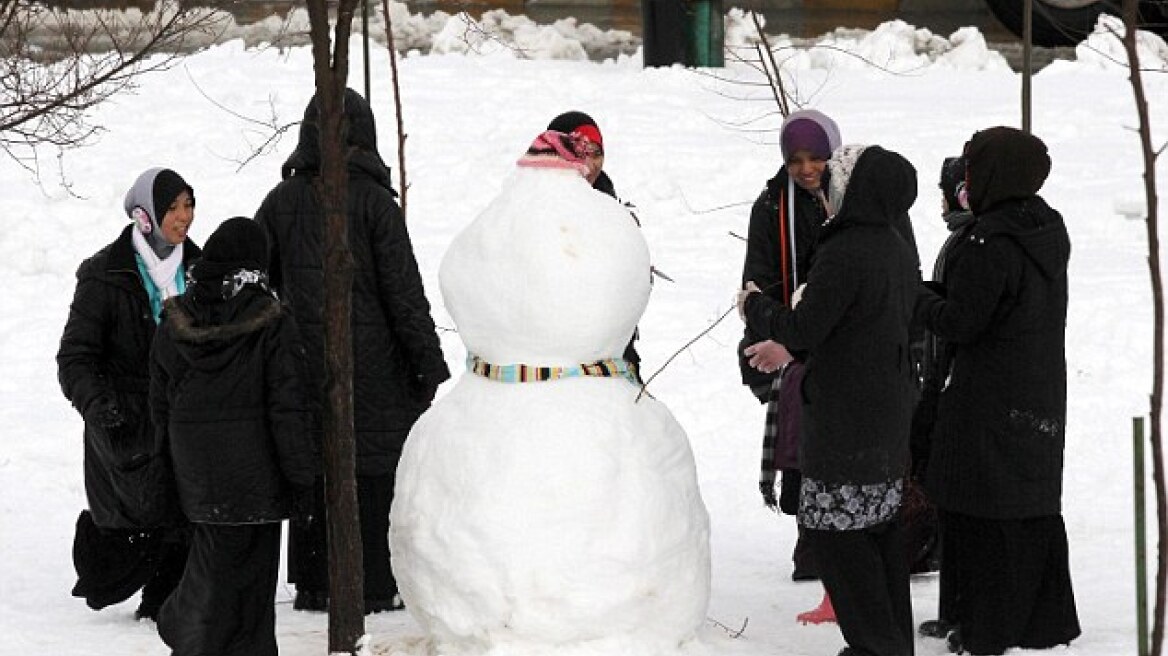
[919,618,957,639]
[293,589,328,612]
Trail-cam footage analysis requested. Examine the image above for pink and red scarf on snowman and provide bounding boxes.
[516,130,591,177]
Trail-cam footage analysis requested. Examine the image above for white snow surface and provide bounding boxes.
[2,9,1168,656]
[390,163,709,654]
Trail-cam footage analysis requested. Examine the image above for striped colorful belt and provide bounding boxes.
[467,354,638,386]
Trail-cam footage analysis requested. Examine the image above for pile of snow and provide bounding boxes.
[1066,13,1168,72]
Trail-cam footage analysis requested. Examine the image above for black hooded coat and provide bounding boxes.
[58,225,201,528]
[916,127,1071,520]
[150,287,315,523]
[254,90,450,476]
[743,146,920,489]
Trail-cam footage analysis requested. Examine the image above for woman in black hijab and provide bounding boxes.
[915,127,1080,655]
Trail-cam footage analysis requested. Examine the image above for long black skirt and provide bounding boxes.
[70,509,187,613]
[158,522,281,656]
[941,511,1080,655]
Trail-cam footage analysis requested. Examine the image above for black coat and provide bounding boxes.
[57,225,201,528]
[910,209,976,469]
[916,126,1069,520]
[739,166,829,392]
[150,289,315,524]
[254,90,450,476]
[744,146,920,487]
[917,197,1070,519]
[740,166,920,393]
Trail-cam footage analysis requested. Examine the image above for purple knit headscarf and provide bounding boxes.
[780,109,842,162]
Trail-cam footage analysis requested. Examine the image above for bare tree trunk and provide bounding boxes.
[1120,2,1165,654]
[380,0,409,220]
[304,0,365,652]
[1022,0,1032,133]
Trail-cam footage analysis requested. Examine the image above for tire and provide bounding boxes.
[984,0,1114,46]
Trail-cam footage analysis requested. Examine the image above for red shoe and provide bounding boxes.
[796,592,836,625]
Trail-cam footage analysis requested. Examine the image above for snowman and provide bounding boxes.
[390,131,711,656]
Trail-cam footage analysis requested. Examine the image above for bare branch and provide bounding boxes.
[708,615,749,639]
[0,0,230,176]
[380,0,409,219]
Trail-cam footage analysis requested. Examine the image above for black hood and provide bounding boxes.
[162,292,284,373]
[826,145,917,231]
[281,88,394,192]
[975,196,1070,281]
[965,126,1050,214]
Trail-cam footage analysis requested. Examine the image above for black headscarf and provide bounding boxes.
[964,126,1051,214]
[281,87,392,192]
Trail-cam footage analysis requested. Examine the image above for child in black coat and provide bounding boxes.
[150,217,315,656]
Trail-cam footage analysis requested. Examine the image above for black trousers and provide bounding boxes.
[941,511,1080,655]
[288,473,396,602]
[158,523,281,656]
[805,520,914,656]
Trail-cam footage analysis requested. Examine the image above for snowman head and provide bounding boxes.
[440,144,650,366]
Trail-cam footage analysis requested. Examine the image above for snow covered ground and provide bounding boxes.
[1,7,1166,656]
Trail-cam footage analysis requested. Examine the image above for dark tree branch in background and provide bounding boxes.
[380,0,408,220]
[0,0,227,173]
[183,70,299,171]
[1120,1,1166,654]
[749,11,788,118]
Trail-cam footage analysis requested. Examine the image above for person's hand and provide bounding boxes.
[736,281,761,322]
[760,480,778,513]
[745,340,793,375]
[85,395,125,430]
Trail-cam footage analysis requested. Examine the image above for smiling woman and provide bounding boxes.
[55,167,203,623]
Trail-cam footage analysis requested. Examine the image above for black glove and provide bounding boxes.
[85,395,125,430]
[760,480,778,512]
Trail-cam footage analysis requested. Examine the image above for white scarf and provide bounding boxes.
[131,228,184,300]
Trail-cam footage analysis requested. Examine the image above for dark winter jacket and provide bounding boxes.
[916,128,1069,520]
[150,290,315,524]
[743,146,920,489]
[254,89,450,476]
[738,166,830,392]
[57,225,201,529]
[593,170,618,199]
[910,208,976,471]
[739,166,920,394]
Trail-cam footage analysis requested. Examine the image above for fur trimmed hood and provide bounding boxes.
[161,293,285,372]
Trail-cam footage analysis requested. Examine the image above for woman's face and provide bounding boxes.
[159,190,195,245]
[575,138,604,185]
[787,150,828,192]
